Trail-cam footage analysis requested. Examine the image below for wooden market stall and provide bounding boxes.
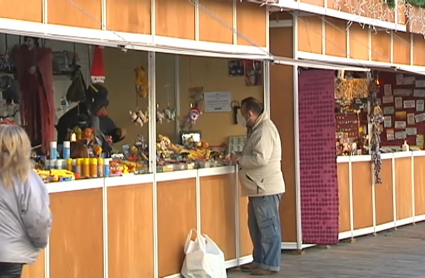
[1,1,270,278]
[269,11,425,250]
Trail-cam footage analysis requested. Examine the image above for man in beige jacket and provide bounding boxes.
[231,97,285,276]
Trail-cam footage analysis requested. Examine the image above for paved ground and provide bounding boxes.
[228,222,425,278]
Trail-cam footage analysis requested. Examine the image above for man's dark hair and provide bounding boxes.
[241,97,264,115]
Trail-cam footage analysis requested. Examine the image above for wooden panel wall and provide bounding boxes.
[393,32,411,65]
[108,184,154,278]
[325,18,346,57]
[200,175,236,260]
[297,16,322,54]
[50,189,104,278]
[413,34,425,66]
[294,15,425,66]
[157,179,197,277]
[337,163,350,233]
[349,23,369,61]
[352,162,373,230]
[395,157,413,220]
[106,0,151,34]
[199,0,233,44]
[155,0,195,40]
[237,1,267,47]
[48,0,101,29]
[269,27,297,242]
[0,0,42,22]
[371,30,391,63]
[375,159,394,225]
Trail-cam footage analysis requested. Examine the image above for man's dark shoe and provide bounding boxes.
[240,263,257,273]
[251,267,278,276]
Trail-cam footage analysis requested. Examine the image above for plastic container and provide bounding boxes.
[72,159,77,172]
[82,158,90,178]
[90,158,98,178]
[75,159,82,176]
[50,141,57,160]
[402,140,410,152]
[104,159,110,177]
[66,159,73,171]
[97,158,104,177]
[63,141,71,159]
[45,160,51,170]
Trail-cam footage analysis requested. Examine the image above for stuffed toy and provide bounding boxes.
[134,66,148,98]
[180,107,202,131]
[129,110,148,127]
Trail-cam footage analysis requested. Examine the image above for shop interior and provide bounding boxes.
[334,69,425,156]
[0,33,264,182]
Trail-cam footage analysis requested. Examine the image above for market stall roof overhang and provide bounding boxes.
[271,55,370,72]
[0,17,270,60]
[296,51,425,75]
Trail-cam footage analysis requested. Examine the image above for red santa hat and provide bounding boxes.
[91,46,105,83]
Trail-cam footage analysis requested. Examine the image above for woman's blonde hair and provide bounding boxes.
[0,124,33,187]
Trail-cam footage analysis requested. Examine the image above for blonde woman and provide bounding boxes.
[0,124,52,278]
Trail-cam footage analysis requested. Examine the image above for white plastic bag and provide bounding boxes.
[181,229,227,278]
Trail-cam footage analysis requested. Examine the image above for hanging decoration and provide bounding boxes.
[162,84,176,122]
[134,66,148,98]
[368,76,384,184]
[334,0,425,36]
[156,104,165,124]
[91,46,105,84]
[129,110,148,127]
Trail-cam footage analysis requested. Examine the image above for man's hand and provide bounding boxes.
[230,153,240,165]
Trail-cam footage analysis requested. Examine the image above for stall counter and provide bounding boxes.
[337,151,425,240]
[22,166,254,278]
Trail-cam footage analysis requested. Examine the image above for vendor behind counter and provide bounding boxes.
[56,83,126,154]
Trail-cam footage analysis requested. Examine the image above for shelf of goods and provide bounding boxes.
[337,151,425,240]
[22,166,254,278]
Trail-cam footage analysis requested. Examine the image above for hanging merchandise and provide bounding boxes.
[181,106,202,131]
[163,79,176,122]
[134,66,148,98]
[369,77,384,184]
[156,104,165,124]
[129,110,148,127]
[66,43,86,103]
[91,46,105,84]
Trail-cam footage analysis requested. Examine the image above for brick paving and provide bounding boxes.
[228,222,425,278]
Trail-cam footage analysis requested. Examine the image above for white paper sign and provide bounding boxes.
[384,116,392,128]
[395,121,406,129]
[404,76,415,85]
[395,97,403,109]
[417,100,424,112]
[382,95,394,104]
[416,79,425,88]
[384,106,395,115]
[203,92,232,112]
[384,84,392,96]
[406,127,417,136]
[415,113,425,123]
[396,74,404,85]
[404,100,416,109]
[407,113,415,125]
[395,131,407,139]
[414,89,425,97]
[394,89,412,96]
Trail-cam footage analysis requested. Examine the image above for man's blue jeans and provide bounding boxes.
[248,194,282,272]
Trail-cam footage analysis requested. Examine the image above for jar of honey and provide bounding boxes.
[90,158,98,178]
[82,158,90,178]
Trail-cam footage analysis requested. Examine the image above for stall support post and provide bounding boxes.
[263,61,270,113]
[148,51,159,278]
[293,14,303,251]
[174,55,181,142]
